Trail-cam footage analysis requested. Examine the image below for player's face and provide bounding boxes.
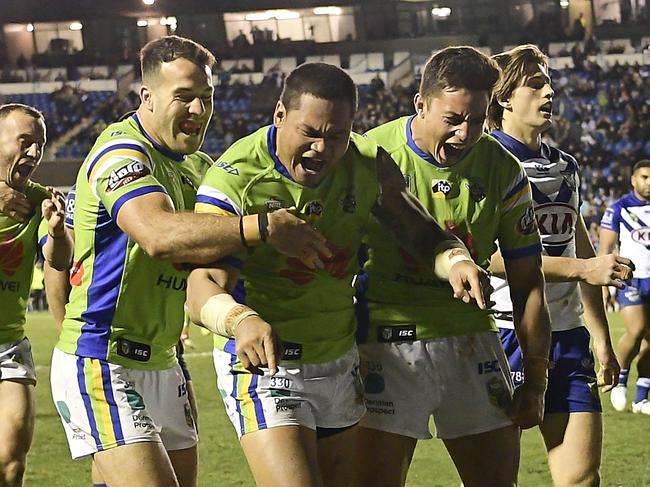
[632,168,650,201]
[143,57,213,155]
[416,88,488,166]
[274,94,353,187]
[506,64,554,132]
[0,111,46,190]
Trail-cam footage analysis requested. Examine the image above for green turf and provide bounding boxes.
[23,312,650,486]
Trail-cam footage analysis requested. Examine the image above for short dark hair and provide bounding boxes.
[0,103,44,123]
[633,159,650,173]
[280,62,358,114]
[488,44,549,130]
[140,35,216,80]
[419,46,500,102]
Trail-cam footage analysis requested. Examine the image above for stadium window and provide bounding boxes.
[32,22,83,54]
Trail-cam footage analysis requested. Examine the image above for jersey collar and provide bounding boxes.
[267,125,295,181]
[132,113,186,163]
[405,115,448,168]
[491,130,551,162]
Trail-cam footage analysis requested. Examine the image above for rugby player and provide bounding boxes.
[488,44,630,487]
[351,46,551,487]
[0,103,72,487]
[601,159,650,415]
[186,62,489,487]
[50,36,331,487]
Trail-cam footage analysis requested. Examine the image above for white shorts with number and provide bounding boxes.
[0,338,36,384]
[50,348,197,459]
[213,345,365,438]
[359,332,514,440]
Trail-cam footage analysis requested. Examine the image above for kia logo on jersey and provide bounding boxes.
[535,202,577,245]
[631,227,650,245]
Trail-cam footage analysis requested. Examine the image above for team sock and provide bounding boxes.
[634,377,650,403]
[619,368,630,386]
[92,484,107,487]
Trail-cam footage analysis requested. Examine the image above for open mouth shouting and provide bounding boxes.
[442,143,466,163]
[299,156,327,175]
[8,159,37,187]
[539,101,553,117]
[179,119,202,136]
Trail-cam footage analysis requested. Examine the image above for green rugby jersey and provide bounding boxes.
[360,116,542,341]
[195,125,381,364]
[56,114,213,370]
[0,181,50,344]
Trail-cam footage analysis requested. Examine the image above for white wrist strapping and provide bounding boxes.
[433,247,472,280]
[200,293,258,337]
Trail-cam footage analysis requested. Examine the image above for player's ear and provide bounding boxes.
[497,96,511,110]
[273,100,286,128]
[140,85,153,111]
[413,93,425,117]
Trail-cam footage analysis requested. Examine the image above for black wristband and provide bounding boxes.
[239,216,249,249]
[258,211,269,243]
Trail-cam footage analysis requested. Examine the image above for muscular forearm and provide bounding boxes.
[43,264,71,329]
[42,232,73,271]
[580,280,612,346]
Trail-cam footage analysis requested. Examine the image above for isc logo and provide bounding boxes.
[478,360,501,374]
[631,227,650,244]
[398,329,414,338]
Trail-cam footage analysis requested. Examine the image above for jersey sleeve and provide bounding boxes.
[600,203,620,232]
[498,161,543,259]
[37,216,48,256]
[194,161,246,268]
[84,137,167,219]
[64,185,76,230]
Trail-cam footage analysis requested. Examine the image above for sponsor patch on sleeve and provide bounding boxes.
[106,160,151,192]
[517,206,538,235]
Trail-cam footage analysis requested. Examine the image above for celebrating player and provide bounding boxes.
[0,103,72,487]
[186,62,489,487]
[50,36,334,487]
[351,46,551,487]
[601,159,650,415]
[488,44,630,487]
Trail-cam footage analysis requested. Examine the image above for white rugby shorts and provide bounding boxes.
[213,345,365,438]
[50,348,197,459]
[359,332,514,439]
[0,338,36,384]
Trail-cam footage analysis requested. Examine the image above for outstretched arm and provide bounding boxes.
[371,148,489,308]
[41,190,73,271]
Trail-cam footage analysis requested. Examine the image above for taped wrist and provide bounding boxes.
[433,246,472,280]
[523,356,550,392]
[200,293,258,337]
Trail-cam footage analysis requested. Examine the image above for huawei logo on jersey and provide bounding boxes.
[280,243,353,285]
[534,202,576,245]
[0,234,24,277]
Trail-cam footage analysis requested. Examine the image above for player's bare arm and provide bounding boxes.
[490,246,633,286]
[41,189,73,271]
[187,266,282,375]
[0,181,34,222]
[371,147,489,309]
[575,215,621,391]
[117,191,330,268]
[504,252,551,429]
[598,227,622,311]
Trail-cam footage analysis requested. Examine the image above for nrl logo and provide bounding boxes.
[432,179,453,196]
[381,327,393,341]
[339,193,356,213]
[465,181,486,202]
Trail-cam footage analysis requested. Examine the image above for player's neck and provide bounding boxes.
[501,119,542,152]
[410,116,435,160]
[633,190,650,203]
[135,107,168,151]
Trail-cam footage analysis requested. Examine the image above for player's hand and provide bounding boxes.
[42,189,66,236]
[448,261,492,310]
[234,315,283,376]
[509,382,545,429]
[0,181,34,222]
[582,254,634,288]
[593,339,620,392]
[267,207,332,270]
[602,287,616,313]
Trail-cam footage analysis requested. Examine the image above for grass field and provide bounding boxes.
[22,312,650,486]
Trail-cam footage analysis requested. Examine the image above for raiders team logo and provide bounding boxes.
[465,181,486,202]
[106,160,150,192]
[432,179,453,196]
[305,200,323,216]
[265,198,284,211]
[339,193,356,213]
[517,206,538,235]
